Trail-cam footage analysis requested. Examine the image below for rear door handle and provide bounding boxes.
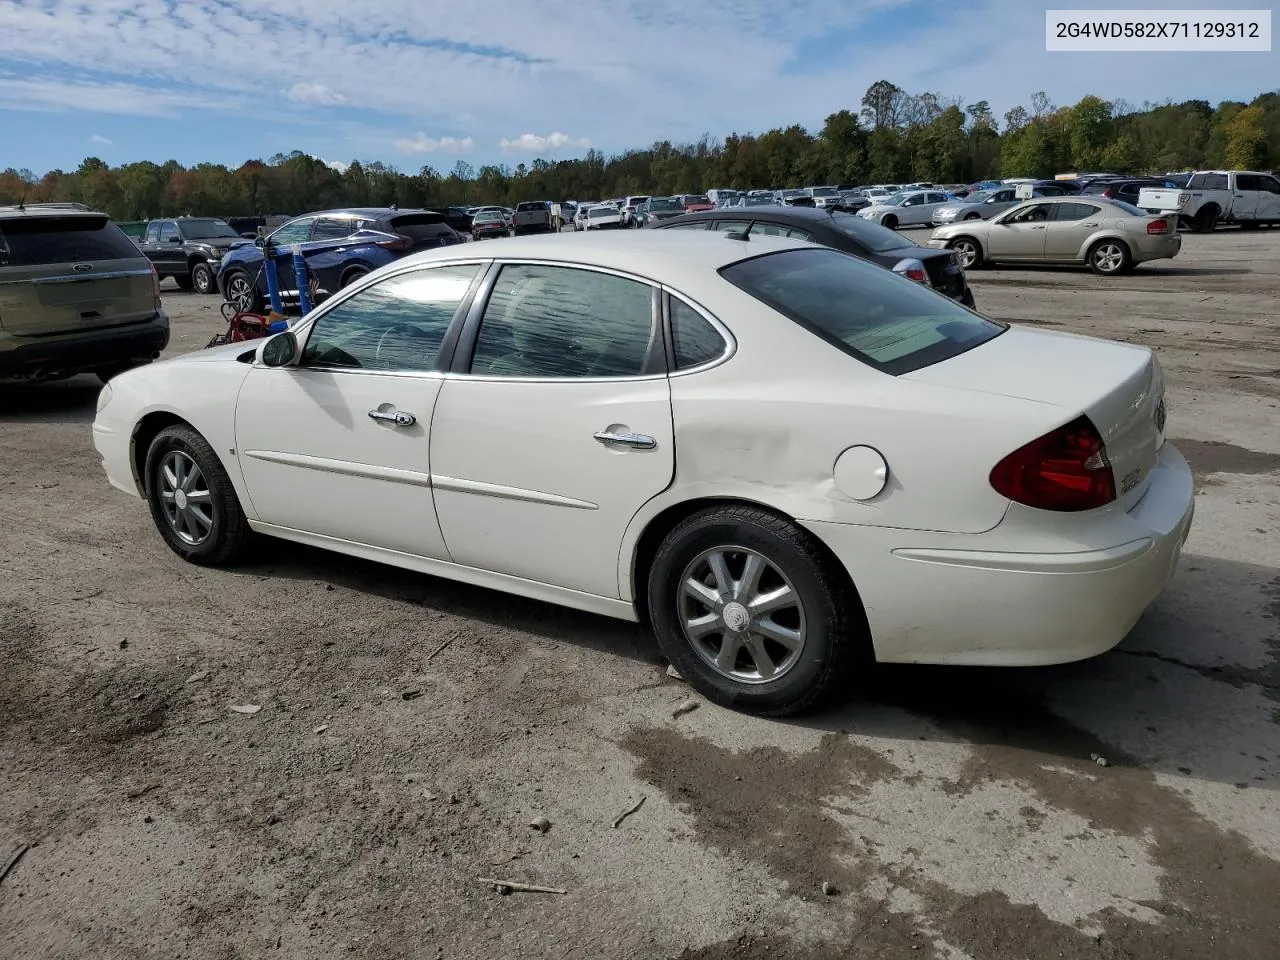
[369,409,416,427]
[594,430,657,449]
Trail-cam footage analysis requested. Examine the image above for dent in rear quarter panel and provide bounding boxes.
[116,358,258,518]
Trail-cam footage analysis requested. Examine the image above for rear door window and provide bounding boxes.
[0,216,145,267]
[720,248,1004,375]
[1052,202,1101,222]
[158,221,179,243]
[311,218,354,241]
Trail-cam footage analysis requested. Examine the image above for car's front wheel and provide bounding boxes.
[647,505,867,716]
[223,269,262,313]
[145,425,253,566]
[191,261,216,295]
[881,214,898,230]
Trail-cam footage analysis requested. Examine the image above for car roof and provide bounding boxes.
[0,205,109,221]
[299,208,415,219]
[398,229,809,274]
[661,206,839,226]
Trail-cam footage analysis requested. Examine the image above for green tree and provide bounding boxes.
[1226,105,1268,168]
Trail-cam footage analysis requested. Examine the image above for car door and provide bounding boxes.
[429,261,674,599]
[263,216,317,298]
[897,194,926,225]
[154,220,185,276]
[1043,201,1103,260]
[1254,174,1280,219]
[921,192,949,223]
[986,203,1052,259]
[1231,174,1261,220]
[234,261,487,557]
[983,188,1018,219]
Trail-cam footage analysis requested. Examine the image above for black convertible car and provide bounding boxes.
[651,206,975,307]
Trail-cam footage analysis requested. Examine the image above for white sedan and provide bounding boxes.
[859,190,957,230]
[92,232,1194,715]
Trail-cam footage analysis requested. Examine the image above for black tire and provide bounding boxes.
[174,274,195,291]
[1088,238,1132,276]
[647,505,868,716]
[145,425,253,566]
[223,269,263,313]
[882,214,898,230]
[191,261,216,295]
[1190,205,1219,233]
[340,267,369,288]
[949,236,983,269]
[963,212,981,220]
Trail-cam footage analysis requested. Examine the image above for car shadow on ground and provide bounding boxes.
[230,534,1277,790]
[230,537,660,665]
[0,376,102,424]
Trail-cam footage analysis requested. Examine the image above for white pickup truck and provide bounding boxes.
[1137,171,1280,233]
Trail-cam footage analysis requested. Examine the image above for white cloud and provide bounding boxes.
[90,133,113,146]
[499,131,591,152]
[287,81,347,106]
[321,158,350,173]
[393,132,475,154]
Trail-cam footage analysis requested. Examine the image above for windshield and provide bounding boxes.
[827,212,917,253]
[180,219,241,240]
[810,187,839,197]
[721,248,1003,375]
[649,199,683,212]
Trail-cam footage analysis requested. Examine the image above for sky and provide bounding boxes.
[0,0,1276,176]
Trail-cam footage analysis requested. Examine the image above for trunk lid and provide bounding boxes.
[0,215,158,336]
[905,326,1165,512]
[1137,187,1188,214]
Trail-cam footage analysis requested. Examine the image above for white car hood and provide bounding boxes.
[164,341,259,365]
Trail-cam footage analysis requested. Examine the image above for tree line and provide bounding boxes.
[2,81,1276,221]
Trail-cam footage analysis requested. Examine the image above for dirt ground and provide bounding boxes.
[2,230,1278,959]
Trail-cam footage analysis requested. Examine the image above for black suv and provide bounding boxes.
[1081,177,1180,206]
[138,217,251,295]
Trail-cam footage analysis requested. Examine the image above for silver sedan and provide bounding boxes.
[927,196,1182,275]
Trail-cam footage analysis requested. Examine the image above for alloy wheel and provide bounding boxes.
[227,275,254,311]
[158,451,214,546]
[677,547,806,684]
[1093,243,1124,273]
[953,240,979,268]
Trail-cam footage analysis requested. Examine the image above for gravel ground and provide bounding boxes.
[2,230,1278,959]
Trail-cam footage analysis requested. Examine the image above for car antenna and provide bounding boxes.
[16,183,27,211]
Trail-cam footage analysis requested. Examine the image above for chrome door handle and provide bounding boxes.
[368,409,416,426]
[594,430,657,449]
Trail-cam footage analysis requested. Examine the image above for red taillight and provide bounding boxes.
[1102,188,1113,198]
[1147,218,1170,235]
[376,233,414,251]
[892,257,929,284]
[148,262,161,303]
[990,415,1116,512]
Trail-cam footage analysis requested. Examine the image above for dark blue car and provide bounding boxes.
[216,207,464,311]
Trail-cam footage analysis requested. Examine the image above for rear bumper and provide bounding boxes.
[0,314,169,377]
[1134,235,1182,262]
[802,442,1195,666]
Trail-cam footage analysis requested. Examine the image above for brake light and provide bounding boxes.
[376,233,414,251]
[989,415,1115,512]
[892,257,929,284]
[1102,188,1113,198]
[1147,218,1170,235]
[148,262,162,304]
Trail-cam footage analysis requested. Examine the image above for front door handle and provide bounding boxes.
[368,409,416,427]
[594,430,657,450]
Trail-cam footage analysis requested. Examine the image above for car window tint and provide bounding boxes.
[749,222,812,241]
[1197,173,1229,191]
[301,264,481,372]
[269,218,314,246]
[1052,202,1099,222]
[1259,176,1280,194]
[1007,203,1051,223]
[470,264,656,378]
[661,221,710,230]
[311,218,352,241]
[825,212,914,252]
[711,220,751,234]
[143,221,161,243]
[158,222,179,243]
[670,297,727,369]
[1234,174,1260,191]
[0,216,143,267]
[721,248,1004,376]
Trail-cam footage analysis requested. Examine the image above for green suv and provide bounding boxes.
[0,204,169,383]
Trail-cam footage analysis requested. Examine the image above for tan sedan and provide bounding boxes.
[927,196,1181,275]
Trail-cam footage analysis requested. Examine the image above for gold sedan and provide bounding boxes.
[927,196,1181,275]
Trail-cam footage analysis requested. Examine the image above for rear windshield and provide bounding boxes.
[649,199,683,211]
[179,219,241,240]
[0,216,142,267]
[1110,200,1146,217]
[720,248,1004,375]
[516,202,547,212]
[684,196,710,205]
[588,207,616,218]
[390,214,453,239]
[826,212,916,253]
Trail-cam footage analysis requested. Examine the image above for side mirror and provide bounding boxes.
[169,236,183,244]
[260,331,298,367]
[254,236,266,248]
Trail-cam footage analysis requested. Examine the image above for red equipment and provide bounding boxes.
[206,301,273,348]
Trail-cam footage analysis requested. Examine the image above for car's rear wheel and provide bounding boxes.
[1191,205,1219,233]
[174,274,194,291]
[949,237,983,269]
[340,267,369,288]
[882,214,898,230]
[1088,239,1132,276]
[647,505,867,716]
[145,425,252,566]
[191,261,216,295]
[223,270,262,313]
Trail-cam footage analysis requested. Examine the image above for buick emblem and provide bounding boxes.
[1153,397,1166,434]
[72,263,93,273]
